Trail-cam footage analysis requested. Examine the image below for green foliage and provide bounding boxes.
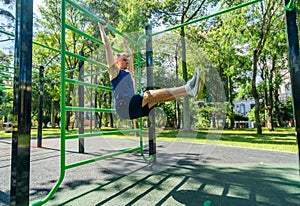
[154,0,219,26]
[247,106,264,122]
[33,0,103,124]
[0,51,12,65]
[276,97,294,121]
[195,117,211,128]
[159,102,176,127]
[0,51,13,121]
[0,0,291,131]
[0,88,13,121]
[195,104,212,128]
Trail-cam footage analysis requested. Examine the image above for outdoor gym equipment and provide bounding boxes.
[34,0,265,205]
[5,0,300,205]
[33,0,154,204]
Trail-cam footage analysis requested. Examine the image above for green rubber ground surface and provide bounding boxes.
[0,137,299,205]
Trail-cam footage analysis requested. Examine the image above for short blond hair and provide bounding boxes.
[115,53,130,61]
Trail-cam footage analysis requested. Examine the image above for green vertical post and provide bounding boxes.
[32,1,67,204]
[59,0,67,184]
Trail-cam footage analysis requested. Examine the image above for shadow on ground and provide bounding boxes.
[30,157,300,206]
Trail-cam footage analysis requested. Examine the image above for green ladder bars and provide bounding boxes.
[32,0,152,205]
[0,65,13,91]
[32,0,265,205]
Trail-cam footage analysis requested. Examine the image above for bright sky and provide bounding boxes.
[0,0,44,55]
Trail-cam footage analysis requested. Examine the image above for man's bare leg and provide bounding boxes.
[142,86,188,108]
[142,68,203,108]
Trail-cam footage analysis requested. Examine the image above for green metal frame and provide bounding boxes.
[286,0,295,11]
[152,0,262,37]
[28,0,263,205]
[32,0,151,205]
[0,64,14,90]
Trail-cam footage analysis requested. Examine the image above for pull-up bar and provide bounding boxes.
[0,64,14,69]
[0,65,14,89]
[152,0,263,37]
[0,70,14,75]
[65,0,136,44]
[0,29,60,53]
[286,0,295,11]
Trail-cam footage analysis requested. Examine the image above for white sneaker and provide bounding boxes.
[185,68,199,96]
[193,70,204,98]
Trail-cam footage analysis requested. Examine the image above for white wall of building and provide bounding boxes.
[233,99,255,116]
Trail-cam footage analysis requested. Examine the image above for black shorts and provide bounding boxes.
[115,94,155,120]
[129,94,153,119]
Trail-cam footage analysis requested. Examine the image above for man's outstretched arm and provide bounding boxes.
[123,36,134,74]
[98,22,119,80]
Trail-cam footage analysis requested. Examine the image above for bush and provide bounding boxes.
[195,117,211,128]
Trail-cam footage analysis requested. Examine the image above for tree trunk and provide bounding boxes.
[105,113,109,127]
[229,105,235,129]
[51,100,55,128]
[99,112,103,128]
[228,76,234,129]
[274,89,283,126]
[94,89,99,129]
[66,99,71,130]
[66,72,74,131]
[211,116,216,128]
[177,101,181,129]
[97,93,103,129]
[174,47,179,129]
[252,50,262,134]
[269,57,275,130]
[109,92,114,128]
[265,91,274,131]
[134,119,139,136]
[263,81,270,130]
[266,57,275,131]
[265,106,273,131]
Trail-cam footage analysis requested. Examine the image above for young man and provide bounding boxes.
[99,22,203,120]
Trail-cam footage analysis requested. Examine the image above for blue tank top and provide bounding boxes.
[111,70,135,117]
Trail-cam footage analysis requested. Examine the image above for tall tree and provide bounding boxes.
[154,0,218,131]
[221,0,283,134]
[260,21,287,131]
[33,0,93,130]
[249,0,283,134]
[188,1,255,129]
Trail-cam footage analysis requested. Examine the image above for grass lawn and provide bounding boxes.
[157,127,298,153]
[0,127,298,153]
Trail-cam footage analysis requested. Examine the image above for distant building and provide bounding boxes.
[232,98,255,128]
[278,79,292,102]
[233,98,255,117]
